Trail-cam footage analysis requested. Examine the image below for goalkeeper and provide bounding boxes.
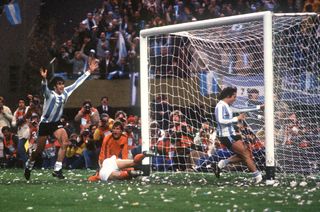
[214,87,264,184]
[88,151,154,182]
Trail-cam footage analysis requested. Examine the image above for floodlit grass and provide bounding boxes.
[1,169,320,211]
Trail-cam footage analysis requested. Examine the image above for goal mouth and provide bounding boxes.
[140,12,320,182]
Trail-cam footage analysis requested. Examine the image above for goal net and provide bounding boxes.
[140,12,320,181]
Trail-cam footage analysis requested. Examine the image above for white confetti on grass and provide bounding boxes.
[26,207,33,210]
[299,181,307,187]
[98,195,103,201]
[290,181,297,187]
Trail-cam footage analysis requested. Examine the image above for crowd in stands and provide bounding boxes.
[49,0,319,80]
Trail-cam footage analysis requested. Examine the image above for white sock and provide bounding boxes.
[252,170,261,178]
[218,159,229,169]
[26,160,35,170]
[54,162,63,171]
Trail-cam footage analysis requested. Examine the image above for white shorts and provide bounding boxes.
[99,155,119,181]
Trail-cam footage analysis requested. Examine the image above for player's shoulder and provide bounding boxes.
[216,100,225,107]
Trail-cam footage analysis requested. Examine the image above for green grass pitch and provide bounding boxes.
[0,169,320,211]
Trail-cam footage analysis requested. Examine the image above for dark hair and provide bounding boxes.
[112,120,124,131]
[115,110,127,119]
[50,77,65,88]
[1,126,10,133]
[82,100,92,107]
[218,87,237,100]
[100,96,108,101]
[18,98,26,102]
[248,88,259,94]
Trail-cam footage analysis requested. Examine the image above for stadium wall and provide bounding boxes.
[0,0,40,107]
[64,77,217,109]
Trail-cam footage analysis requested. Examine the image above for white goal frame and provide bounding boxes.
[139,11,317,180]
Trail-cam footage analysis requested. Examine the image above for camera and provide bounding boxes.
[69,139,77,147]
[84,104,91,113]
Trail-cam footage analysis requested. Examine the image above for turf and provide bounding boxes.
[0,169,319,212]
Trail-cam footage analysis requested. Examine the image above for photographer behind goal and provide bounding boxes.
[74,100,99,133]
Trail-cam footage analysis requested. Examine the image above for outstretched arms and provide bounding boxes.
[65,60,99,95]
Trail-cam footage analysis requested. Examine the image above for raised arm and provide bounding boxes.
[40,68,51,99]
[65,60,99,96]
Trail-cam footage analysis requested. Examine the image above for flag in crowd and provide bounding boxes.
[4,2,21,25]
[199,71,219,96]
[117,32,127,65]
[130,72,139,106]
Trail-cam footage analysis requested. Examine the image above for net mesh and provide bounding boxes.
[146,14,320,177]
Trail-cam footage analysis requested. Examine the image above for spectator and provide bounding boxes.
[74,100,100,133]
[82,12,98,31]
[168,110,194,171]
[124,123,139,159]
[0,137,4,167]
[25,94,42,120]
[245,88,264,132]
[11,98,29,128]
[151,94,172,130]
[107,57,130,79]
[64,40,76,59]
[96,32,109,59]
[2,127,18,168]
[99,50,117,79]
[114,110,127,123]
[149,121,173,171]
[65,133,86,169]
[26,114,39,159]
[93,113,113,151]
[96,96,114,117]
[98,120,128,167]
[0,96,13,135]
[82,129,97,170]
[12,98,30,165]
[68,51,88,79]
[42,136,57,169]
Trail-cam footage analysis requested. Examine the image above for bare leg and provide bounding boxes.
[24,135,48,180]
[190,150,206,166]
[53,128,69,163]
[115,159,135,169]
[30,136,47,162]
[231,140,257,173]
[225,154,243,164]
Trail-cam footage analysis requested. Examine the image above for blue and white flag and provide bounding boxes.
[199,71,219,96]
[130,72,139,106]
[4,3,22,25]
[221,75,264,107]
[117,32,127,64]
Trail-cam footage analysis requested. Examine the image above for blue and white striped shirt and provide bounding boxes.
[215,100,261,137]
[40,71,91,123]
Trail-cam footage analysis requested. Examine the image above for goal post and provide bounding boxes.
[140,12,319,181]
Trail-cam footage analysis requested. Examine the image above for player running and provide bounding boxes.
[214,87,264,184]
[24,61,98,180]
